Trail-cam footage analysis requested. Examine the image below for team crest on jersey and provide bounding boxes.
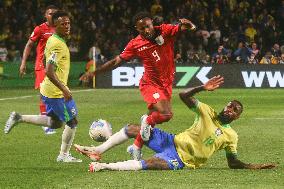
[215,128,223,136]
[153,92,160,99]
[71,107,77,116]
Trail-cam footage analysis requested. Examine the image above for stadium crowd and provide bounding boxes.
[0,0,284,64]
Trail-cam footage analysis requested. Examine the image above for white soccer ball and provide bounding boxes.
[89,119,112,142]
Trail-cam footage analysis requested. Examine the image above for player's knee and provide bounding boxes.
[125,124,140,138]
[66,118,78,129]
[50,119,64,129]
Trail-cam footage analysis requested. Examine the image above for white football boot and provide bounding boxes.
[127,145,142,161]
[42,127,56,135]
[4,111,22,134]
[89,162,105,172]
[140,115,152,141]
[56,153,82,163]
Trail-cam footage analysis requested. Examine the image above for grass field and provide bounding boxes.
[0,88,283,189]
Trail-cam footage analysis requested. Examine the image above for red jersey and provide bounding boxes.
[30,22,55,70]
[120,24,180,87]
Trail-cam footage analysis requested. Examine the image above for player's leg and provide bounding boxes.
[133,84,173,154]
[40,97,56,135]
[54,98,81,163]
[75,124,139,161]
[35,69,56,135]
[4,112,62,134]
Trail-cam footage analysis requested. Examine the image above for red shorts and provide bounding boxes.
[34,69,45,89]
[139,81,172,110]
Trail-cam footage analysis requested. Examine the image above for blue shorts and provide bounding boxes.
[141,128,184,170]
[41,95,78,122]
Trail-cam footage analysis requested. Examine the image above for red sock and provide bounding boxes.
[39,98,46,115]
[134,134,144,148]
[146,111,173,126]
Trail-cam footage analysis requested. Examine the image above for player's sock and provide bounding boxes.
[21,115,52,126]
[94,127,129,154]
[133,134,144,149]
[146,111,173,127]
[60,125,76,155]
[98,160,142,171]
[39,98,46,115]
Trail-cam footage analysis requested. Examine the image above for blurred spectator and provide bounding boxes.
[271,43,281,57]
[209,24,221,44]
[279,53,284,64]
[69,40,80,60]
[233,42,252,64]
[245,19,257,43]
[259,51,274,64]
[251,42,260,58]
[211,45,230,64]
[196,44,209,64]
[196,25,210,46]
[151,0,163,16]
[0,42,8,62]
[8,43,21,62]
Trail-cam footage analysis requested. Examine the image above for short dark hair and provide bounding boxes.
[132,12,152,26]
[231,100,243,113]
[52,10,69,24]
[46,5,58,11]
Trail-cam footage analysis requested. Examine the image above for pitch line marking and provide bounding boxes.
[254,118,284,120]
[0,89,94,101]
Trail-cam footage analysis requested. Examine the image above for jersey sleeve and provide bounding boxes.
[159,24,180,38]
[30,26,41,42]
[45,43,63,66]
[119,40,136,61]
[225,133,238,157]
[193,101,216,118]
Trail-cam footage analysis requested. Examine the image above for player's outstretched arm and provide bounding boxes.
[93,55,123,76]
[179,75,224,108]
[20,39,35,77]
[226,154,276,169]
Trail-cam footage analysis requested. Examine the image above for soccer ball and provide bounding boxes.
[89,119,112,142]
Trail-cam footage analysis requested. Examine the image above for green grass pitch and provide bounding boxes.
[0,88,283,188]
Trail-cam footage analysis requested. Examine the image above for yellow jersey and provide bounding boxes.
[40,34,70,98]
[174,101,238,169]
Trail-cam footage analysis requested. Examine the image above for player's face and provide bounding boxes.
[55,16,71,37]
[136,18,155,40]
[219,101,242,124]
[45,9,57,25]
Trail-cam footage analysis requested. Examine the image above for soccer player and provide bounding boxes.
[20,5,58,135]
[5,11,81,163]
[86,12,196,160]
[74,75,276,171]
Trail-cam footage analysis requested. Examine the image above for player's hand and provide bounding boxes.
[248,163,277,169]
[79,72,94,81]
[204,75,224,91]
[63,88,72,101]
[19,64,27,77]
[179,18,196,31]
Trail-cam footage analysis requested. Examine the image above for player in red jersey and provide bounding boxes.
[88,12,196,160]
[20,5,58,135]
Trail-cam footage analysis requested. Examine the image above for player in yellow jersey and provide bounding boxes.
[74,75,276,171]
[4,11,81,163]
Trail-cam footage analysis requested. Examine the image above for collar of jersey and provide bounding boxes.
[221,124,231,128]
[53,34,66,43]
